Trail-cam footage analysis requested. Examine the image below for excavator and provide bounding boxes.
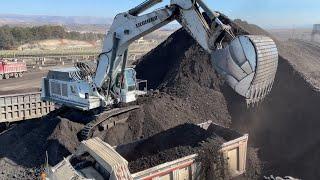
[41,0,278,139]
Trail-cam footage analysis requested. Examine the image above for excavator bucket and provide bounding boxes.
[212,35,278,105]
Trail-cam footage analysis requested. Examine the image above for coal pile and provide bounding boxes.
[0,115,84,179]
[101,29,232,145]
[224,20,320,179]
[224,56,320,179]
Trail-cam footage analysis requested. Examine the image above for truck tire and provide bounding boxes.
[18,72,23,77]
[14,73,19,78]
[4,74,10,79]
[0,74,3,80]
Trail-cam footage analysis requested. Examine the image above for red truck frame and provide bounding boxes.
[0,59,27,79]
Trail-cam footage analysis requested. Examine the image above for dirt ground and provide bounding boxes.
[0,64,74,95]
[0,18,320,180]
[278,39,320,89]
[0,70,45,93]
[0,71,46,95]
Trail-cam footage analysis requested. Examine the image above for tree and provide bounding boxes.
[0,27,15,50]
[0,25,103,50]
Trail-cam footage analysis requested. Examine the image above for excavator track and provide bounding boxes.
[246,35,278,105]
[80,105,139,140]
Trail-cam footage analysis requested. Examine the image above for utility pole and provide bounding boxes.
[312,24,320,41]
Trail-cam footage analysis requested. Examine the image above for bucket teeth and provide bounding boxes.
[245,35,278,106]
[246,81,274,107]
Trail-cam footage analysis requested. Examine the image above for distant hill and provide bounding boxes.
[0,14,180,31]
[0,14,113,26]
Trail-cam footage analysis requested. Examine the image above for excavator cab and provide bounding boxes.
[113,68,147,103]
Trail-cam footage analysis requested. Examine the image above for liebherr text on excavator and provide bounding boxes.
[41,0,278,139]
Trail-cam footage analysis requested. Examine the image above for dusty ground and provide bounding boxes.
[278,39,320,89]
[18,39,99,51]
[268,28,314,41]
[0,65,72,95]
[0,71,45,94]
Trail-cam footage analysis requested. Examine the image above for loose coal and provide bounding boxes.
[223,20,320,179]
[0,115,84,179]
[116,123,228,177]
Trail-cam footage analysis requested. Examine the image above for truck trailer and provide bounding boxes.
[45,121,248,180]
[0,59,27,79]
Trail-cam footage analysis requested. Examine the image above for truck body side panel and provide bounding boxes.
[130,122,249,180]
[0,63,4,74]
[3,62,27,74]
[0,61,27,76]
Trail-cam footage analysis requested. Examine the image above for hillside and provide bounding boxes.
[0,14,112,26]
[0,25,104,50]
[18,39,100,51]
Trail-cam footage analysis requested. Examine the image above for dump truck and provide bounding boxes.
[45,121,248,180]
[0,59,27,79]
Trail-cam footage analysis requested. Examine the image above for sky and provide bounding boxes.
[0,0,319,28]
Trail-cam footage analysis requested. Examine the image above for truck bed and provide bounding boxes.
[115,121,248,178]
[0,61,27,74]
[48,121,248,180]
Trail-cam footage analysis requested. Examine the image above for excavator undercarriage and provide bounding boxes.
[80,105,139,140]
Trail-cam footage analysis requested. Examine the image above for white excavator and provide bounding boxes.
[41,0,278,139]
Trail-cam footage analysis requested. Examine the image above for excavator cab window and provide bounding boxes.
[115,74,122,88]
[124,69,137,92]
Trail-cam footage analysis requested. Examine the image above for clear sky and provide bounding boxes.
[0,0,319,28]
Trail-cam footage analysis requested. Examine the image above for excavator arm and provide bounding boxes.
[41,0,278,110]
[93,0,217,90]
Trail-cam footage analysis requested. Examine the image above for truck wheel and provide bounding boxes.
[0,74,3,80]
[19,72,23,77]
[14,73,19,78]
[4,74,10,79]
